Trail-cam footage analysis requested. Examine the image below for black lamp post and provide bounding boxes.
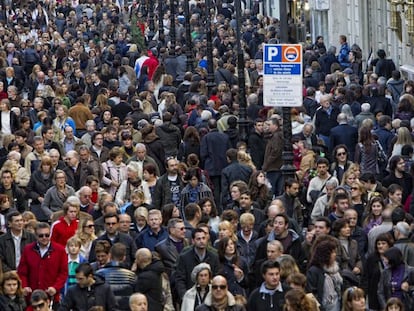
[169,0,176,56]
[184,0,194,71]
[279,0,296,179]
[205,0,215,94]
[158,1,164,40]
[148,0,155,41]
[234,0,249,142]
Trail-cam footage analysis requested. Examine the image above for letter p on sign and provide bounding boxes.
[267,47,278,61]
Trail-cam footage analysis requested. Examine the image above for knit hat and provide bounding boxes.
[191,263,212,283]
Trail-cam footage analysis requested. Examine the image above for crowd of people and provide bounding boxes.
[0,0,413,311]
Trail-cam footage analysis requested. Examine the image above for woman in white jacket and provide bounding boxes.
[181,263,212,311]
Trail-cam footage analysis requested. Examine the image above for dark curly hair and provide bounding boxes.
[309,235,338,268]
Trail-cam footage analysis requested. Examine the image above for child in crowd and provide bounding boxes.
[64,236,87,295]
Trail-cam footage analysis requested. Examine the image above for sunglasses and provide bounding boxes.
[125,122,132,125]
[351,187,359,190]
[175,227,185,231]
[105,222,117,226]
[212,285,227,290]
[37,234,50,238]
[84,224,95,228]
[32,302,46,310]
[337,152,347,156]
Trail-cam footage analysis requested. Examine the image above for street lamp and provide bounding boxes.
[158,1,164,41]
[184,0,194,71]
[205,0,215,94]
[147,0,155,41]
[279,0,296,179]
[169,0,176,55]
[234,0,248,142]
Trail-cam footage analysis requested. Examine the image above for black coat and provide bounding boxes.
[26,170,54,205]
[135,260,165,311]
[59,275,117,311]
[175,247,220,299]
[329,123,358,160]
[0,230,36,272]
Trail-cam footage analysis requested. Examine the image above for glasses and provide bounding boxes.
[337,152,347,156]
[32,302,46,310]
[125,122,132,125]
[37,233,50,238]
[84,224,95,228]
[212,285,227,290]
[351,187,359,190]
[105,222,117,226]
[175,227,185,231]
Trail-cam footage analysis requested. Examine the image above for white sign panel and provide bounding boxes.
[263,44,303,107]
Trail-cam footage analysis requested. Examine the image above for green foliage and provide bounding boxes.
[131,14,146,52]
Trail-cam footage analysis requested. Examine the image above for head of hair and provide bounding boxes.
[185,203,201,221]
[95,240,111,254]
[385,297,405,311]
[110,242,127,261]
[342,287,365,311]
[75,262,94,277]
[384,247,404,268]
[261,259,280,275]
[0,271,23,297]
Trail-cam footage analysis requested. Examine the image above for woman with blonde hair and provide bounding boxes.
[237,150,256,171]
[74,216,97,259]
[391,126,414,157]
[216,220,237,245]
[277,254,300,282]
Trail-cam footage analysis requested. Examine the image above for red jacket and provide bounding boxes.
[18,241,68,302]
[51,216,79,246]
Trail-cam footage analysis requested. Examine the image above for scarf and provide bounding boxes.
[322,262,343,306]
[212,296,228,311]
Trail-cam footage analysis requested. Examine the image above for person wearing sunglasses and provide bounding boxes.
[196,275,244,311]
[30,289,51,311]
[17,222,68,307]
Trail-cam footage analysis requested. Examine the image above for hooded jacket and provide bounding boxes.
[155,122,181,157]
[247,282,287,311]
[136,259,165,311]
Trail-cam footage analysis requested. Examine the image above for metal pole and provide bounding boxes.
[279,0,296,179]
[205,0,215,94]
[235,0,248,142]
[169,0,176,56]
[158,1,164,41]
[148,0,155,41]
[184,0,194,71]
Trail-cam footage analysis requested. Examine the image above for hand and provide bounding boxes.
[401,281,409,292]
[352,267,360,275]
[38,197,44,203]
[23,287,32,296]
[305,229,315,244]
[233,265,244,280]
[46,287,57,296]
[111,181,119,187]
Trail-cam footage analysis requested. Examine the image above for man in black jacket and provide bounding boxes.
[59,263,117,311]
[248,260,288,311]
[0,211,36,271]
[248,118,265,170]
[96,243,136,311]
[175,228,219,300]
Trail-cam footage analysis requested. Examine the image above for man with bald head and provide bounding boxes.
[129,293,148,311]
[196,275,244,311]
[329,112,358,160]
[135,248,165,311]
